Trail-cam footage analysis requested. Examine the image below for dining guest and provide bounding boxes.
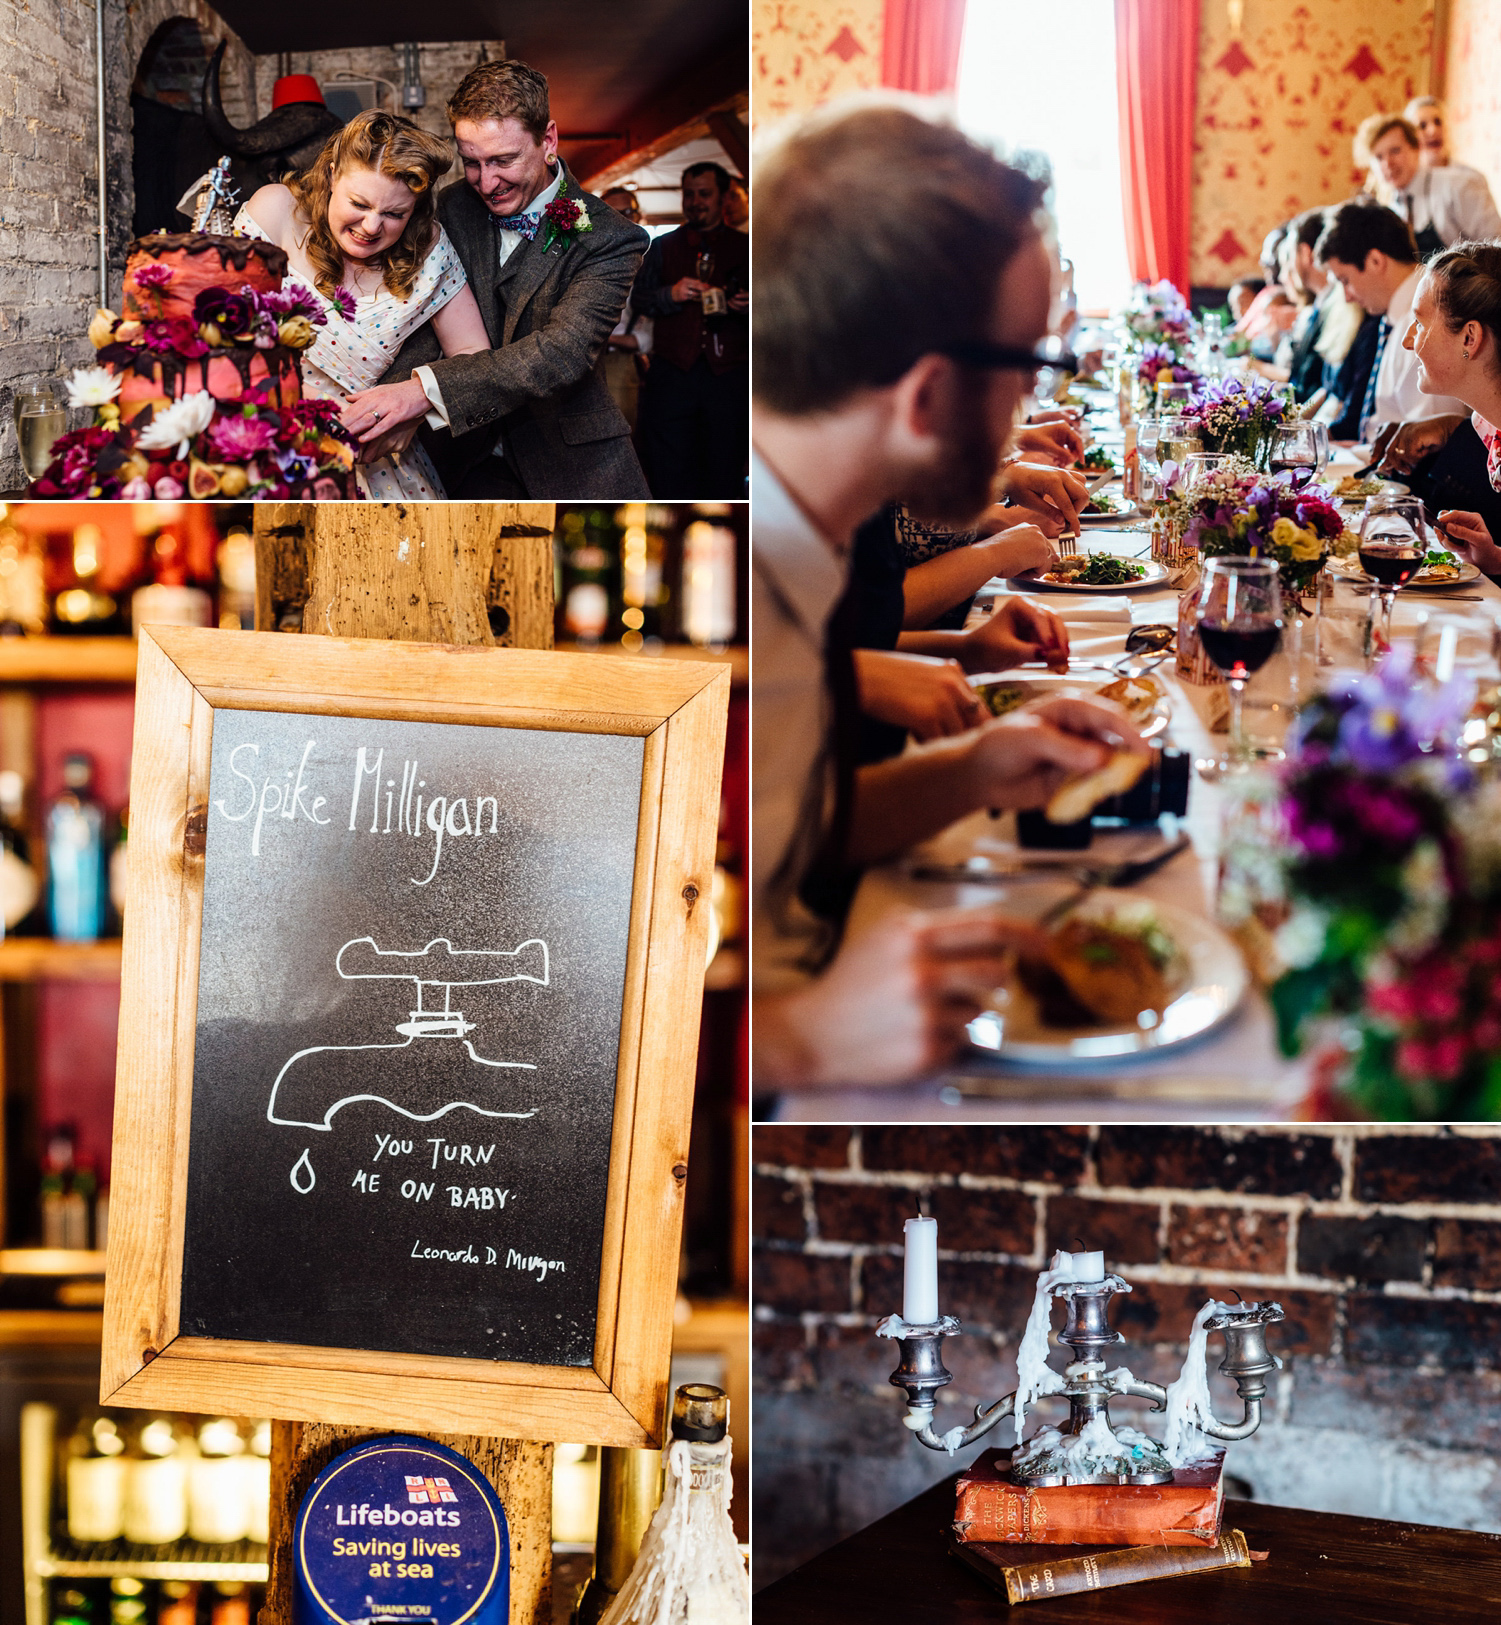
[751,103,1143,1090]
[1398,240,1501,577]
[1405,96,1454,170]
[1366,115,1501,254]
[1276,209,1338,400]
[1317,202,1468,439]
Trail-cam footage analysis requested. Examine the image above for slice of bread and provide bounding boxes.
[1045,750,1150,825]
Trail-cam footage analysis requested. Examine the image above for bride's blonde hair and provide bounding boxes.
[287,110,453,302]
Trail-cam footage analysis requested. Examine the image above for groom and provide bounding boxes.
[343,60,650,498]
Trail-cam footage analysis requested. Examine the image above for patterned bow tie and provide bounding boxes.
[493,211,541,239]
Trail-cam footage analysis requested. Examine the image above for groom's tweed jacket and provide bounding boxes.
[380,162,650,497]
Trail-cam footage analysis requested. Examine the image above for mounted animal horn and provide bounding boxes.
[201,39,341,162]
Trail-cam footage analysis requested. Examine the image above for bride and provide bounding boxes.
[235,109,489,498]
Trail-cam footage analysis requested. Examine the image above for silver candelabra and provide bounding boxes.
[879,1272,1283,1487]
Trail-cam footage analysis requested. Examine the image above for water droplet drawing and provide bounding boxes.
[291,1148,316,1193]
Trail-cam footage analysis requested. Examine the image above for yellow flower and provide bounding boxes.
[88,308,118,349]
[1156,366,1176,384]
[1334,528,1360,556]
[1270,517,1300,549]
[1289,528,1324,562]
[277,316,317,349]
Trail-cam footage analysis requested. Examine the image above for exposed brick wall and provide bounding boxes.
[752,1126,1501,1590]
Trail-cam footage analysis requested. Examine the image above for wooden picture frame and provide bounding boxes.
[102,627,730,1449]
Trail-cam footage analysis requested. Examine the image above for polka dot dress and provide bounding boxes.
[234,209,470,499]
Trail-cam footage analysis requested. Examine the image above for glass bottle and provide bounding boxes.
[155,1582,198,1625]
[47,752,105,942]
[121,1415,188,1545]
[65,1413,128,1544]
[598,1384,748,1625]
[188,1417,250,1544]
[107,1577,149,1625]
[558,508,621,646]
[49,523,122,636]
[0,767,40,937]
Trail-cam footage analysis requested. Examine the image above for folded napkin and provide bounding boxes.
[1048,596,1135,626]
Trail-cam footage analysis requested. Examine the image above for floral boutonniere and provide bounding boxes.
[540,171,594,255]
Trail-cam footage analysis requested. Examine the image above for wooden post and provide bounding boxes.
[252,500,558,1625]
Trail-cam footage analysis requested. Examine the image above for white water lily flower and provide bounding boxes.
[135,391,216,458]
[66,366,121,408]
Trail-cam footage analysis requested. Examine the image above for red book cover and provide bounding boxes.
[953,1447,1226,1547]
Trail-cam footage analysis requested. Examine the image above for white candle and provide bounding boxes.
[1070,1249,1105,1282]
[903,1216,939,1324]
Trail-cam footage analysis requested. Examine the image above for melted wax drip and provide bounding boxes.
[290,1148,316,1193]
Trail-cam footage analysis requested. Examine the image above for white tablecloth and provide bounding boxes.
[774,495,1501,1124]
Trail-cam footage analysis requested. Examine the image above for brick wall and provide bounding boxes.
[752,1125,1501,1590]
[0,0,120,489]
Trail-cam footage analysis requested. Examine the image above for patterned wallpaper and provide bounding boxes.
[752,0,886,129]
[1191,0,1435,286]
[1444,0,1501,206]
[749,2,1441,289]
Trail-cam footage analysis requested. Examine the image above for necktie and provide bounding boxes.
[1360,316,1391,428]
[493,212,540,239]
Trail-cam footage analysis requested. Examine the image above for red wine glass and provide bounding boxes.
[1193,557,1284,767]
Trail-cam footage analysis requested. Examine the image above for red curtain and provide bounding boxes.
[881,0,969,95]
[1115,0,1200,296]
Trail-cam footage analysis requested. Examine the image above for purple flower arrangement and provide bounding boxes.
[1164,466,1358,591]
[1262,645,1501,1119]
[1184,374,1290,467]
[1136,343,1201,389]
[1123,280,1197,355]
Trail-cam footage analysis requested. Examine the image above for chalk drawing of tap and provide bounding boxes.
[268,936,550,1133]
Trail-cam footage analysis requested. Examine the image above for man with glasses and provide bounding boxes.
[751,103,1142,1095]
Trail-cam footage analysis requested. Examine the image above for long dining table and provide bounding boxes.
[772,433,1501,1124]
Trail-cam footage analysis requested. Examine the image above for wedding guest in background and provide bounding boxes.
[1367,115,1501,253]
[600,186,652,433]
[752,104,1141,1090]
[1317,202,1468,439]
[631,161,748,497]
[1280,208,1340,400]
[1228,278,1262,322]
[1405,95,1454,170]
[724,176,749,231]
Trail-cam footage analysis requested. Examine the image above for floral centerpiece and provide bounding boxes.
[33,278,359,500]
[1135,343,1201,391]
[1121,280,1196,356]
[1241,648,1501,1119]
[1169,465,1359,593]
[1183,374,1290,468]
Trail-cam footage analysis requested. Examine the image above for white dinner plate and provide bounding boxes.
[1079,500,1143,525]
[966,891,1248,1065]
[968,668,1172,740]
[1010,557,1169,593]
[1328,554,1481,590]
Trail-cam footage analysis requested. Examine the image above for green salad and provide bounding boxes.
[1077,446,1118,473]
[1044,554,1147,586]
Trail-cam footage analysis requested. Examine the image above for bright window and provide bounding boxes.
[955,0,1132,314]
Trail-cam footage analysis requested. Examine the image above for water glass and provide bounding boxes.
[1181,452,1237,492]
[1315,571,1374,668]
[12,380,68,482]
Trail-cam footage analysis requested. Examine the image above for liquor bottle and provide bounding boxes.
[0,767,40,935]
[62,1163,92,1250]
[616,504,670,651]
[155,1582,198,1625]
[209,1583,253,1625]
[65,1413,128,1543]
[121,1415,188,1545]
[48,523,124,636]
[216,525,257,630]
[47,753,106,942]
[108,805,128,929]
[681,511,737,649]
[40,1126,75,1247]
[131,518,212,637]
[107,1577,150,1625]
[188,1417,250,1543]
[50,1585,101,1625]
[558,508,621,645]
[597,1385,748,1625]
[245,1419,271,1544]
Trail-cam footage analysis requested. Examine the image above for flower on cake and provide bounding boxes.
[135,392,216,459]
[207,413,278,461]
[132,262,175,290]
[194,287,258,341]
[66,367,121,408]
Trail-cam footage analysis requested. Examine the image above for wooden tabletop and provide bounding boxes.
[756,1474,1501,1623]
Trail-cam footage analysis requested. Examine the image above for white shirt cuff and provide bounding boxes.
[413,365,450,430]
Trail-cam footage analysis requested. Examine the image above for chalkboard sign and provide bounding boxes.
[103,629,729,1446]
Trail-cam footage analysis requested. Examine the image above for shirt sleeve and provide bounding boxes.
[630,236,683,320]
[1454,170,1501,241]
[412,365,450,429]
[422,228,470,318]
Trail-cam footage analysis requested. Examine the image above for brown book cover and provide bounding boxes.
[953,1447,1226,1546]
[952,1527,1253,1604]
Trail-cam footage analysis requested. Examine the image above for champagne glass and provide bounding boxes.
[1194,557,1284,766]
[1358,496,1429,653]
[1268,422,1328,489]
[1157,414,1203,491]
[12,380,67,482]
